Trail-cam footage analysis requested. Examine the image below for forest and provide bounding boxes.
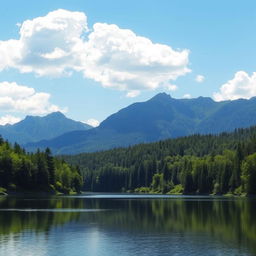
[63,126,256,195]
[0,137,82,194]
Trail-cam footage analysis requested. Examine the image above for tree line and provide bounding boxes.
[0,137,82,194]
[63,126,256,195]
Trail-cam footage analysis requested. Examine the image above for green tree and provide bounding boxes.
[241,153,256,194]
[45,148,55,185]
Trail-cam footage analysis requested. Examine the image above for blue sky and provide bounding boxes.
[0,0,255,126]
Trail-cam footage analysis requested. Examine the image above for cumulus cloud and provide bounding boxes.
[81,23,190,92]
[83,118,100,127]
[0,9,190,95]
[0,9,88,76]
[213,71,256,101]
[0,115,21,125]
[0,82,66,114]
[195,75,205,83]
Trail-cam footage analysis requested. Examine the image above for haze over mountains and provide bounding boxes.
[22,93,256,155]
[0,112,91,144]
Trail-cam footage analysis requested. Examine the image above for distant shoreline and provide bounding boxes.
[1,190,81,197]
[1,191,252,198]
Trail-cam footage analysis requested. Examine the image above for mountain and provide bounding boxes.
[0,112,92,144]
[25,93,256,154]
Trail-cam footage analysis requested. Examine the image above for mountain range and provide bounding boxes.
[23,93,256,154]
[0,112,91,144]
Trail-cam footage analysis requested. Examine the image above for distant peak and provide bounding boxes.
[196,96,214,102]
[24,115,35,120]
[23,112,66,121]
[150,92,171,101]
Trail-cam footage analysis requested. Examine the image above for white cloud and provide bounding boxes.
[166,84,178,91]
[83,118,100,127]
[195,75,205,83]
[41,47,69,60]
[0,81,66,114]
[213,71,256,101]
[81,23,190,93]
[182,94,192,99]
[0,40,20,71]
[0,9,88,76]
[0,10,190,95]
[0,81,34,99]
[0,115,21,125]
[126,90,140,98]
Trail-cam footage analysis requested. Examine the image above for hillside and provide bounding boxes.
[26,93,256,154]
[0,112,91,144]
[63,126,256,194]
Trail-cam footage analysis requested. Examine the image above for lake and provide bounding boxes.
[0,194,255,256]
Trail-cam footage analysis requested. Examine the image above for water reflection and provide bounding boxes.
[0,195,255,256]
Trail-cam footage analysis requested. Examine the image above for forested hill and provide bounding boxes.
[63,126,256,195]
[0,137,82,194]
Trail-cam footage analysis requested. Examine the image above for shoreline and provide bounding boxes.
[1,190,252,198]
[79,191,251,198]
[0,190,81,197]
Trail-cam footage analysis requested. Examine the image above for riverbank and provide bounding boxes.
[130,182,251,197]
[131,186,248,197]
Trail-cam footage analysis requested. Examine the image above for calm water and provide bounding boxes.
[0,194,256,256]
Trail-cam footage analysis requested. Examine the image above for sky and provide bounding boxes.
[0,0,255,126]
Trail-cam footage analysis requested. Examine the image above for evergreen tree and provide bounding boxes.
[45,148,55,185]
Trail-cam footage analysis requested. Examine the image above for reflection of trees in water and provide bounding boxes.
[0,197,84,235]
[79,198,256,254]
[0,197,256,253]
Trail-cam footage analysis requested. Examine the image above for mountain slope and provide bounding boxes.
[99,93,226,139]
[0,112,91,144]
[198,97,256,134]
[25,93,256,154]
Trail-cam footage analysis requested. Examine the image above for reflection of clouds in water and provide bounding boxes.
[0,233,47,256]
[87,227,101,256]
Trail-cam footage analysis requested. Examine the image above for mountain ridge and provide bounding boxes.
[25,93,256,154]
[0,112,92,144]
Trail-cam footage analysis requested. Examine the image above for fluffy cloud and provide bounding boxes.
[0,40,20,70]
[213,71,256,101]
[0,82,65,114]
[84,118,100,127]
[81,23,190,93]
[0,10,190,95]
[0,115,21,125]
[0,9,88,76]
[195,75,205,83]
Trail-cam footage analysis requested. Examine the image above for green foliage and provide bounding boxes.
[0,187,7,194]
[241,153,256,195]
[151,173,163,193]
[168,184,184,194]
[0,136,82,194]
[134,187,151,193]
[63,126,256,195]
